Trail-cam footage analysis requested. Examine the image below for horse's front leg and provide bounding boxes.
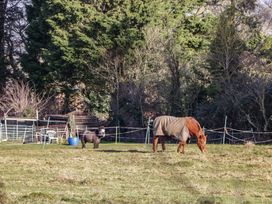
[93,138,100,149]
[160,137,166,152]
[177,140,186,154]
[81,139,86,149]
[153,136,159,152]
[93,142,99,149]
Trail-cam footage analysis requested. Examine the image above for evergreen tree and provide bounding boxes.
[148,0,215,116]
[21,0,51,91]
[22,0,151,114]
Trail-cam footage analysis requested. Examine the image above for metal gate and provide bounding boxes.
[0,123,35,143]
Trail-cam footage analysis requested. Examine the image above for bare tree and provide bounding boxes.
[126,26,170,119]
[88,51,124,124]
[239,52,272,131]
[0,79,50,117]
[257,0,272,34]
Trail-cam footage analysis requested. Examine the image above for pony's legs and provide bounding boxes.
[160,137,166,151]
[81,138,86,149]
[177,140,186,154]
[153,136,159,152]
[93,142,99,149]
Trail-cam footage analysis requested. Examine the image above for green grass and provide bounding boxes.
[0,143,272,204]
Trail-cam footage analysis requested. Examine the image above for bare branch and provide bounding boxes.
[0,79,50,117]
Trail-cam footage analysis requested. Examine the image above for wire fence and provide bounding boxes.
[205,127,272,144]
[0,123,272,144]
[0,124,36,143]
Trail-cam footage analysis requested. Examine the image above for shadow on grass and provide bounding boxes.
[196,196,223,204]
[21,192,54,200]
[96,149,150,153]
[0,181,11,204]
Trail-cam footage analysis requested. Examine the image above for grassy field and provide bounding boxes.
[0,142,272,204]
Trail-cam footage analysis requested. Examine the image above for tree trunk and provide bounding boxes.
[0,0,7,89]
[169,58,182,116]
[0,0,6,55]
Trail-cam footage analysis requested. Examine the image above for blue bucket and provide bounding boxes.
[68,137,79,146]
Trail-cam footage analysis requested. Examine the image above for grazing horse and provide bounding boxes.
[152,116,207,154]
[78,126,106,149]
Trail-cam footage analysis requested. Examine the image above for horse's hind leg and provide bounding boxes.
[81,138,86,149]
[153,136,159,152]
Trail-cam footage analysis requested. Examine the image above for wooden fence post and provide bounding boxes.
[223,115,227,144]
[0,123,2,142]
[145,117,151,145]
[4,113,8,141]
[115,126,118,144]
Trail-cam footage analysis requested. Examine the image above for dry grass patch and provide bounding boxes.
[0,143,272,204]
[0,181,11,204]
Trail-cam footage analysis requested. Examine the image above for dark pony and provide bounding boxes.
[78,126,106,149]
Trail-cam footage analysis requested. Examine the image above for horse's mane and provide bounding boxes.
[187,117,204,137]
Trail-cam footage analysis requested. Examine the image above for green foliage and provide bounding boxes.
[145,0,215,116]
[260,35,272,61]
[21,0,51,91]
[22,0,151,114]
[207,4,245,94]
[22,107,36,118]
[85,90,110,114]
[20,0,272,130]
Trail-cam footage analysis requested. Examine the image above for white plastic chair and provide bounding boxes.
[46,130,58,144]
[40,128,58,144]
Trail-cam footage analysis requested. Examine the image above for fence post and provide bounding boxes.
[0,123,2,143]
[76,125,79,136]
[251,128,256,143]
[32,125,35,143]
[118,121,121,143]
[115,126,118,144]
[145,117,151,145]
[46,117,50,129]
[223,115,227,144]
[16,123,19,141]
[4,114,8,141]
[23,127,27,143]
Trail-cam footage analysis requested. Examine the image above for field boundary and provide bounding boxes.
[1,122,272,145]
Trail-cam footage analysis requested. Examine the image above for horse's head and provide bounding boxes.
[97,126,106,138]
[197,133,208,153]
[185,117,208,153]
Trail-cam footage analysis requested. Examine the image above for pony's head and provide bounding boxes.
[197,133,207,153]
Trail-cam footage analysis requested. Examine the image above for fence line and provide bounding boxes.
[1,122,272,144]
